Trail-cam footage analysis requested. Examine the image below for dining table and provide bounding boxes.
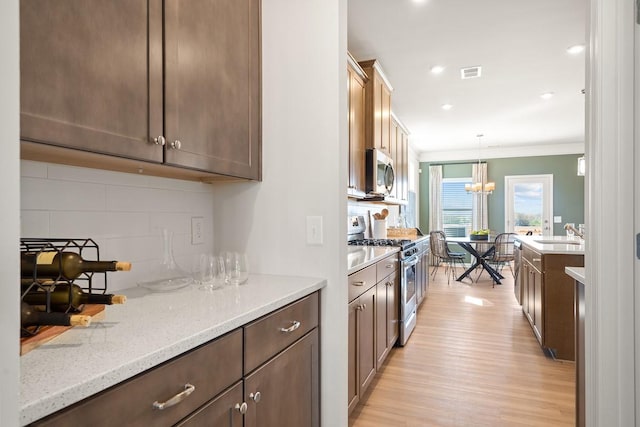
[446,236,505,284]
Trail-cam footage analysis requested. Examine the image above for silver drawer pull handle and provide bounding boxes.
[235,402,248,414]
[249,391,261,402]
[386,264,393,268]
[532,258,541,262]
[279,320,301,333]
[353,281,365,286]
[153,383,195,410]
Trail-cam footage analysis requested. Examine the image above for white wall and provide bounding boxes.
[0,0,20,425]
[211,1,347,425]
[20,161,215,292]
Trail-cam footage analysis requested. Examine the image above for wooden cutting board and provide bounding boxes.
[20,304,105,356]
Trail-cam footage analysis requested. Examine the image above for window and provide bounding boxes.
[441,177,473,237]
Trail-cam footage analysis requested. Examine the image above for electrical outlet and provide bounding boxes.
[191,217,204,245]
[554,216,562,223]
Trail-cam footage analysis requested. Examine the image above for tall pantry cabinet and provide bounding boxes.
[20,0,261,181]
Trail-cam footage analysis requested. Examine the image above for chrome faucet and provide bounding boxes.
[564,223,584,239]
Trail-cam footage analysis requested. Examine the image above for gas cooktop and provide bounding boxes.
[348,238,413,247]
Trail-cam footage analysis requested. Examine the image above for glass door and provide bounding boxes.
[505,175,553,236]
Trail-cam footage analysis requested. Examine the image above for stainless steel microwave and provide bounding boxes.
[366,148,395,195]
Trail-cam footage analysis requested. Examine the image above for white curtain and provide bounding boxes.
[428,165,443,265]
[471,162,488,230]
[429,165,443,232]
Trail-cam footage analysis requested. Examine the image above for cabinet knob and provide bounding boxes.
[169,140,182,150]
[362,303,367,310]
[249,391,262,403]
[153,136,166,146]
[234,402,248,414]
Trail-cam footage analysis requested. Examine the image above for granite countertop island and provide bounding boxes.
[20,274,326,425]
[515,235,585,255]
[565,266,586,284]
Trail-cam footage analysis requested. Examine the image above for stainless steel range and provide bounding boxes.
[348,216,421,346]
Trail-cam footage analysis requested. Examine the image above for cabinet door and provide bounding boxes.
[244,330,319,427]
[388,120,399,199]
[400,132,408,201]
[521,262,531,324]
[20,0,163,162]
[376,281,388,368]
[386,271,399,348]
[175,381,243,427]
[164,0,261,179]
[380,81,392,155]
[348,66,367,195]
[347,299,360,414]
[532,268,543,343]
[359,286,377,394]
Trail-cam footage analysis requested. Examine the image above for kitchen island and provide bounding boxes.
[515,235,584,360]
[20,275,326,426]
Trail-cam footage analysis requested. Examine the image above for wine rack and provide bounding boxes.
[20,238,108,336]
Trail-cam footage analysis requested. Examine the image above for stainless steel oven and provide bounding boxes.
[398,247,418,346]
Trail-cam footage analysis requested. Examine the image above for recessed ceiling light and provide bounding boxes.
[540,92,555,100]
[430,65,445,74]
[441,104,453,110]
[567,44,585,54]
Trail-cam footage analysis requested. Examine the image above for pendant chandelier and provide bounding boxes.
[465,134,495,194]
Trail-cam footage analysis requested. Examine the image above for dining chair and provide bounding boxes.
[429,230,465,284]
[480,232,517,286]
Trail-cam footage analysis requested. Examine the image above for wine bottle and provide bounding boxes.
[21,251,131,280]
[21,302,91,328]
[21,283,127,311]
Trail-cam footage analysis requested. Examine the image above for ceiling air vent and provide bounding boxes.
[460,66,482,79]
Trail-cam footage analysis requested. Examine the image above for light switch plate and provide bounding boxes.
[306,216,323,245]
[191,217,204,245]
[553,216,562,223]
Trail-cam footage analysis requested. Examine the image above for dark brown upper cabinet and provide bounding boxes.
[20,0,261,181]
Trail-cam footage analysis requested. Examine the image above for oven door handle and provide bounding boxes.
[403,256,420,267]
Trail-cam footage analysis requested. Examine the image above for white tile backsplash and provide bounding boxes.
[20,161,215,292]
[21,176,107,211]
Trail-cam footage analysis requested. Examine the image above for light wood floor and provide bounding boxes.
[349,265,575,427]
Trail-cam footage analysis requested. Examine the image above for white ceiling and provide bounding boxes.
[347,0,587,160]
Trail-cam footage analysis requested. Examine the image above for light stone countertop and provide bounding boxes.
[515,235,585,255]
[565,266,586,284]
[20,274,326,426]
[348,246,399,275]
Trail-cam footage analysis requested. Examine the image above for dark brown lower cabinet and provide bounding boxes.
[520,244,583,361]
[30,292,319,427]
[244,330,319,427]
[347,286,376,414]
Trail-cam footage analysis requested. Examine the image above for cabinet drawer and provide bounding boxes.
[244,292,319,374]
[523,246,542,272]
[349,265,376,302]
[31,329,243,427]
[376,254,398,281]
